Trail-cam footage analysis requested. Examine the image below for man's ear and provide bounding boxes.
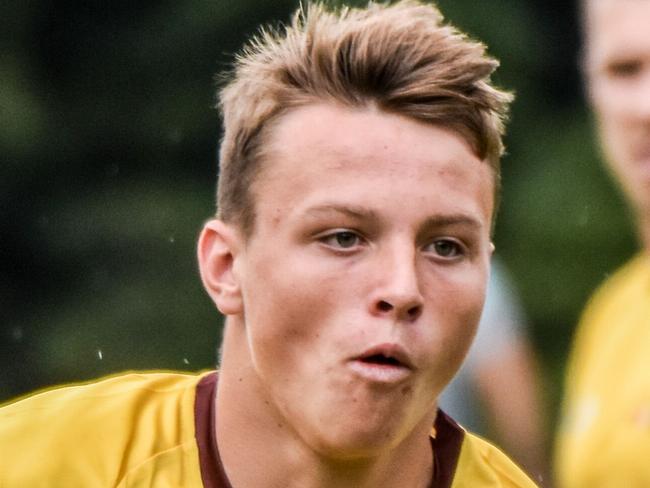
[197,219,244,316]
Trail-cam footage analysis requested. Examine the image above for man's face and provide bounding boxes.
[585,0,650,215]
[234,103,493,456]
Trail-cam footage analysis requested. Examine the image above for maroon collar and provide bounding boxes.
[195,372,232,488]
[194,372,464,488]
[431,409,465,488]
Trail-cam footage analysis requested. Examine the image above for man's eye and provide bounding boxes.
[426,239,463,258]
[321,231,361,249]
[607,60,642,78]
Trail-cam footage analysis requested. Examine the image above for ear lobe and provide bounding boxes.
[197,219,243,315]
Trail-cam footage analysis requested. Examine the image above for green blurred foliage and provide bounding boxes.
[0,0,637,436]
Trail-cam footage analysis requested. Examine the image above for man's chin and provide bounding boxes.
[300,407,424,461]
[307,430,403,461]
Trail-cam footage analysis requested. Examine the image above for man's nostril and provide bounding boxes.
[407,306,421,318]
[378,300,393,312]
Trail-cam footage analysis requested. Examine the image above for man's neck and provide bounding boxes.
[214,325,435,488]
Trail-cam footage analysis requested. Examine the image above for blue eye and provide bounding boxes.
[428,239,463,258]
[321,231,361,249]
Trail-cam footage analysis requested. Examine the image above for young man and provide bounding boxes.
[556,1,650,486]
[0,2,536,486]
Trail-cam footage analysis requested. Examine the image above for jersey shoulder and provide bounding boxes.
[453,432,538,488]
[556,254,650,488]
[0,371,209,487]
[580,253,649,327]
[566,254,650,386]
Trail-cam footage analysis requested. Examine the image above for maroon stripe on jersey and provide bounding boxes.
[431,409,465,488]
[195,372,233,488]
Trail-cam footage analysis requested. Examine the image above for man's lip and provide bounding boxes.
[353,343,414,370]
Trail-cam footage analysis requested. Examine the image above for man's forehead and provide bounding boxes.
[584,0,650,64]
[585,0,650,40]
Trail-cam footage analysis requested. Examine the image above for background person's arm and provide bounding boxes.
[475,338,550,486]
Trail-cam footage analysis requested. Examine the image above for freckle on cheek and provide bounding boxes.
[283,327,301,340]
[401,385,412,396]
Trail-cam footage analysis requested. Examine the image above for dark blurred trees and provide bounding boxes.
[1,0,636,422]
[1,0,297,397]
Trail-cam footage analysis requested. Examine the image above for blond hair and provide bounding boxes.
[217,0,513,234]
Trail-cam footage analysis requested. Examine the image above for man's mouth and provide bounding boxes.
[348,344,414,383]
[359,354,403,366]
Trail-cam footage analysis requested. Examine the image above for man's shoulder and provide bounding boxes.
[0,370,206,419]
[0,370,211,486]
[585,253,650,314]
[434,410,536,487]
[455,431,538,487]
[572,253,650,355]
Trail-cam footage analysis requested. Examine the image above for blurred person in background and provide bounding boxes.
[555,0,650,486]
[440,258,549,485]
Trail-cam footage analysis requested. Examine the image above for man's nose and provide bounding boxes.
[369,245,424,323]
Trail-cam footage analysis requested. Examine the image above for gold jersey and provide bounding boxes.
[556,254,650,487]
[0,371,535,487]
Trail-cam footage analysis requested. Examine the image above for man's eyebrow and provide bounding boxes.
[304,204,380,221]
[420,214,484,231]
[304,205,483,231]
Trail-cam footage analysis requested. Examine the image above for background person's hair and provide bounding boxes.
[216,0,513,235]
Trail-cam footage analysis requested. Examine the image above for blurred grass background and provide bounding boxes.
[0,0,636,437]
